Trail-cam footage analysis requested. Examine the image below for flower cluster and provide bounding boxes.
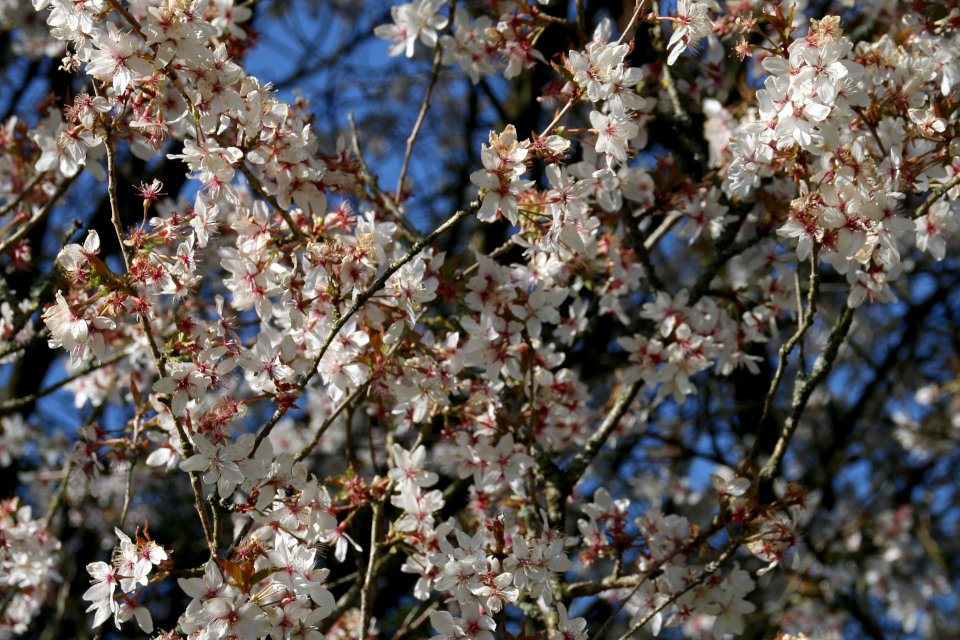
[82,528,167,633]
[375,0,448,58]
[568,27,648,164]
[4,0,960,639]
[0,499,61,639]
[618,289,769,403]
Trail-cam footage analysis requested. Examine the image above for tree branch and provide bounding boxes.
[0,173,78,257]
[760,302,856,480]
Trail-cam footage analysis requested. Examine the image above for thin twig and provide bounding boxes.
[642,212,681,250]
[633,233,666,292]
[853,106,887,158]
[541,100,577,139]
[105,0,202,140]
[45,460,73,523]
[565,210,749,489]
[574,517,725,640]
[320,477,468,631]
[0,171,47,218]
[0,348,132,415]
[0,174,78,256]
[104,129,217,556]
[563,378,642,486]
[760,302,856,480]
[615,0,649,47]
[236,163,307,242]
[359,483,391,639]
[752,248,821,442]
[0,224,74,353]
[462,238,516,277]
[648,0,707,172]
[293,382,366,462]
[608,536,743,640]
[390,600,439,640]
[911,173,960,220]
[395,38,445,205]
[119,413,142,529]
[347,112,420,240]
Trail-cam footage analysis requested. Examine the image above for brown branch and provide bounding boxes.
[119,413,143,529]
[633,232,666,292]
[750,247,821,450]
[615,0,649,47]
[760,302,856,480]
[319,552,403,633]
[0,174,78,256]
[540,99,577,139]
[566,207,749,489]
[104,129,217,556]
[389,601,439,640]
[394,39,444,206]
[291,379,366,462]
[911,172,960,220]
[649,1,707,172]
[608,535,743,640]
[0,171,47,218]
[642,212,681,250]
[359,484,390,639]
[572,516,726,640]
[563,378,643,487]
[319,478,467,632]
[105,0,197,128]
[347,112,420,241]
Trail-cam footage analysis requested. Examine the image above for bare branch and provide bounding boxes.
[911,173,960,220]
[0,348,131,415]
[395,39,445,205]
[609,536,743,640]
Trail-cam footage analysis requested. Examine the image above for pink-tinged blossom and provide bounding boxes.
[389,444,439,493]
[589,110,638,163]
[85,23,155,93]
[179,434,251,499]
[374,0,448,58]
[667,0,713,65]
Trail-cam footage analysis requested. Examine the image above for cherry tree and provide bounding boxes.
[0,0,958,640]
